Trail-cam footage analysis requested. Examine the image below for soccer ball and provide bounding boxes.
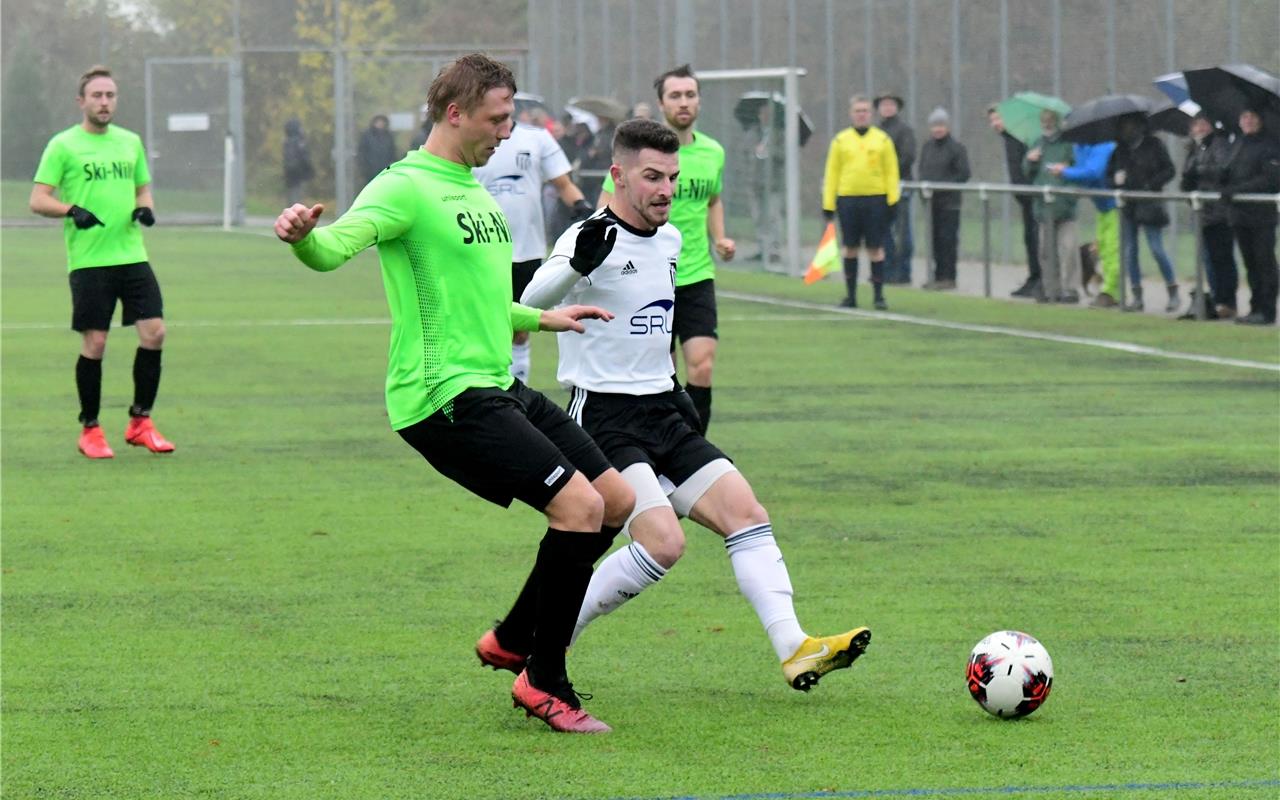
[966,630,1053,718]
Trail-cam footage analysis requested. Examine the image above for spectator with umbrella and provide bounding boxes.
[1183,65,1280,325]
[992,92,1071,298]
[1221,107,1280,325]
[1023,107,1081,304]
[1060,96,1163,309]
[1106,114,1179,313]
[1179,111,1238,320]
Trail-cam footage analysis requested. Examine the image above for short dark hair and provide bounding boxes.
[613,118,680,158]
[654,64,699,100]
[426,53,516,123]
[78,65,113,97]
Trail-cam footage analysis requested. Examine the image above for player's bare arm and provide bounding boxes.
[707,193,735,261]
[274,203,326,243]
[29,183,72,218]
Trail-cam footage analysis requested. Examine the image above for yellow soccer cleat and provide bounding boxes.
[782,627,872,691]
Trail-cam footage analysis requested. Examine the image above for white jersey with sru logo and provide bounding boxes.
[521,209,682,395]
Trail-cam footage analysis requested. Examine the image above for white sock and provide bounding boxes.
[571,541,666,646]
[510,341,531,383]
[725,523,807,661]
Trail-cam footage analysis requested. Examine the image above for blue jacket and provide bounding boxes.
[1061,142,1116,211]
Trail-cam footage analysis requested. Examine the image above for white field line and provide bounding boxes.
[718,289,1280,374]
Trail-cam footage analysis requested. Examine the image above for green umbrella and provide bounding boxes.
[996,92,1072,146]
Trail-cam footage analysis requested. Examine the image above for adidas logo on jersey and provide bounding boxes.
[620,261,638,276]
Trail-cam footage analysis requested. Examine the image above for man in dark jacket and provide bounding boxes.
[356,114,398,188]
[877,93,916,284]
[988,105,1041,297]
[1107,114,1179,312]
[1221,108,1280,325]
[917,107,970,290]
[1180,113,1237,319]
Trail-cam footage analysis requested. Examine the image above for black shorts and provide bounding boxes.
[836,195,891,250]
[68,262,164,332]
[569,386,729,486]
[397,380,612,511]
[672,278,718,345]
[511,259,542,302]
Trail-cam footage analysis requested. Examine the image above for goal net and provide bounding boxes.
[695,68,809,276]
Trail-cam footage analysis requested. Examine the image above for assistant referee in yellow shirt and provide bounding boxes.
[822,94,900,310]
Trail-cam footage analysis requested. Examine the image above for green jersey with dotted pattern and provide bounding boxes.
[603,129,724,286]
[290,149,541,429]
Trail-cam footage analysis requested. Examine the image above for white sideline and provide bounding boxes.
[4,290,1274,373]
[718,290,1280,374]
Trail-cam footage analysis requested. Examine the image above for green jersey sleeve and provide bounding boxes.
[134,135,151,186]
[602,173,615,194]
[510,303,540,332]
[289,173,417,272]
[33,137,66,186]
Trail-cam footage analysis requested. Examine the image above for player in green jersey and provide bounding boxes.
[597,65,734,435]
[274,54,635,734]
[30,65,174,459]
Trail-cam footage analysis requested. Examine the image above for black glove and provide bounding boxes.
[568,214,618,276]
[132,207,155,227]
[822,209,835,223]
[568,198,594,223]
[66,205,104,230]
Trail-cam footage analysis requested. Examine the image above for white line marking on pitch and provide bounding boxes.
[0,314,855,332]
[719,289,1280,373]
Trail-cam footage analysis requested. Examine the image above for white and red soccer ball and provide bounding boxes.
[966,630,1054,718]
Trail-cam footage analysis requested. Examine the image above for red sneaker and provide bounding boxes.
[78,426,114,459]
[124,416,175,453]
[511,669,610,733]
[476,629,527,674]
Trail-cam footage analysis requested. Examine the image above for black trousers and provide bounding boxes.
[931,205,961,282]
[1234,224,1278,321]
[1202,222,1238,310]
[1017,196,1041,281]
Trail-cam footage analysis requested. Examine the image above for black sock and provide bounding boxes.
[527,528,614,686]
[76,356,103,426]
[131,347,162,417]
[685,383,712,435]
[495,526,619,660]
[843,257,859,303]
[870,261,885,301]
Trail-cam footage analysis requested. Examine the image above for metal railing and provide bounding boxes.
[902,180,1280,319]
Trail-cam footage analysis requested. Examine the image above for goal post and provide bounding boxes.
[695,67,808,275]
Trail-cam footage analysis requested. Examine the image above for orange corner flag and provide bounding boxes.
[803,222,839,285]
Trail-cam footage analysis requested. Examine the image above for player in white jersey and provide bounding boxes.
[473,94,595,383]
[518,119,871,691]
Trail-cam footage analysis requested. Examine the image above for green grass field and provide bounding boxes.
[3,226,1278,800]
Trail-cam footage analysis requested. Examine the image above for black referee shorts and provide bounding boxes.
[68,261,164,332]
[570,386,729,487]
[672,278,718,345]
[511,259,542,302]
[398,380,612,511]
[836,195,891,250]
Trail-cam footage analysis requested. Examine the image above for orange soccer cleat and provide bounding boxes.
[124,416,175,453]
[511,669,610,734]
[475,629,528,674]
[78,425,115,459]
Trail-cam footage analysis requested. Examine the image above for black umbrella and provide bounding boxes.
[1061,94,1156,143]
[1147,100,1193,137]
[733,91,813,147]
[1182,63,1280,136]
